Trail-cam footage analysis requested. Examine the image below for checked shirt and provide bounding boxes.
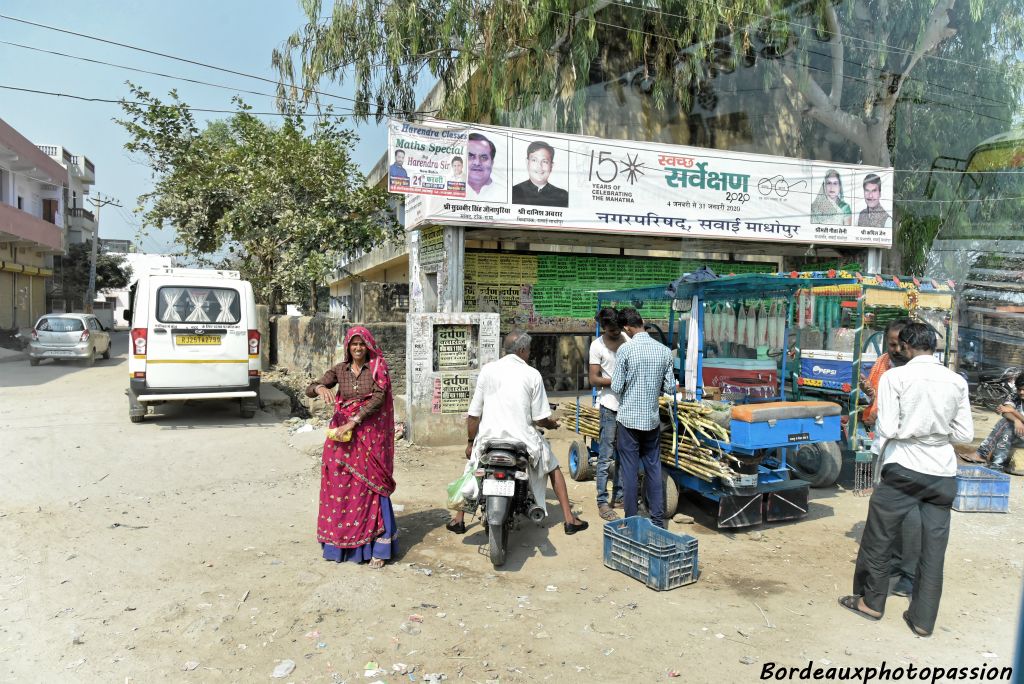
[611,332,676,431]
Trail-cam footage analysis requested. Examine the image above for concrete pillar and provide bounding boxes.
[866,248,883,275]
[439,226,464,313]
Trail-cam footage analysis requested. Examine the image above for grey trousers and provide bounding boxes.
[891,507,921,580]
[852,463,957,633]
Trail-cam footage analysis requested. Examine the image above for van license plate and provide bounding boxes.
[482,479,515,497]
[176,335,221,345]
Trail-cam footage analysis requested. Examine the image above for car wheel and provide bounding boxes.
[240,398,258,419]
[101,341,111,360]
[29,358,40,366]
[81,348,95,367]
[128,388,145,423]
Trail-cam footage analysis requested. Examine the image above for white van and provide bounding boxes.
[125,267,261,423]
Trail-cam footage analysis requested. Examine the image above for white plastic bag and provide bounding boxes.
[445,458,479,511]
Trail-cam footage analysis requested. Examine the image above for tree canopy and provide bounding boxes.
[55,243,132,310]
[275,0,1022,163]
[274,0,1024,272]
[117,84,400,310]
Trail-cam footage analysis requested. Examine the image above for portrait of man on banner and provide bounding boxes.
[465,132,508,203]
[857,173,891,228]
[512,139,569,208]
[389,149,409,179]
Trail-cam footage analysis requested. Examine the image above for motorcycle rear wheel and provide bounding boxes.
[489,522,509,567]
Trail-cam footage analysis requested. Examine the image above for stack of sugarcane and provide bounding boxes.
[559,400,738,483]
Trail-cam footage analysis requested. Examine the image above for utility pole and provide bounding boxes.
[85,193,122,312]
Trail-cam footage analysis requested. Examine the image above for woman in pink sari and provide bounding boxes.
[306,326,397,568]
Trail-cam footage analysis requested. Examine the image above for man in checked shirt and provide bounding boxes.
[611,308,677,528]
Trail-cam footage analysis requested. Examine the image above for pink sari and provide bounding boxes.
[317,326,397,559]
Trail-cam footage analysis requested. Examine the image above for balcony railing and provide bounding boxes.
[68,207,95,221]
[37,145,58,157]
[70,155,96,178]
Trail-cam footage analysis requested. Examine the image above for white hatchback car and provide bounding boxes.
[28,313,112,367]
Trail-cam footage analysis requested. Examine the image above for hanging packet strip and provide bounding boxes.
[756,301,769,347]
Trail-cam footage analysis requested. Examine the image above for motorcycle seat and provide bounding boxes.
[482,439,529,455]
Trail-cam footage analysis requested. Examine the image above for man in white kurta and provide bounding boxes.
[839,322,973,637]
[447,331,589,535]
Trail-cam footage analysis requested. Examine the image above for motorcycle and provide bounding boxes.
[972,366,1020,411]
[471,439,544,567]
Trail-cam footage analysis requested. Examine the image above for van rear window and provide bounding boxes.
[156,286,241,324]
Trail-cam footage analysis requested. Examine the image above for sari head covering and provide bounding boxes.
[810,169,852,225]
[318,325,396,551]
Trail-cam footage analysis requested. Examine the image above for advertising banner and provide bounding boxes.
[388,118,894,248]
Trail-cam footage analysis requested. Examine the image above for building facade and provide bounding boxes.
[39,144,96,246]
[0,118,68,330]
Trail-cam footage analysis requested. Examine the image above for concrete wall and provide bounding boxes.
[270,313,406,395]
[405,312,501,446]
[351,281,409,324]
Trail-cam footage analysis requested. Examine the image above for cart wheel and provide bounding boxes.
[568,440,594,482]
[663,470,680,518]
[790,441,842,488]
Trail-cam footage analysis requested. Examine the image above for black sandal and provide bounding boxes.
[445,519,466,534]
[902,611,932,637]
[838,595,882,621]
[564,519,589,535]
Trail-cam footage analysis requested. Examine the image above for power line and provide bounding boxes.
[0,39,287,103]
[604,0,1010,77]
[0,83,357,117]
[0,13,423,114]
[541,5,1015,111]
[0,38,440,106]
[6,79,1014,184]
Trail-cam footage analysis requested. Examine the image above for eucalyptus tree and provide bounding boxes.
[118,84,399,310]
[274,0,1024,271]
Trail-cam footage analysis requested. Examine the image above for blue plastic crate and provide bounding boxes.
[953,466,1010,513]
[603,517,700,591]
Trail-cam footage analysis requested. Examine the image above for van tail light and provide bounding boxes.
[31,328,38,341]
[79,330,90,342]
[248,370,260,377]
[248,329,260,356]
[131,328,148,356]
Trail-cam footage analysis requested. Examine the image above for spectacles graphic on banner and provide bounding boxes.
[758,175,808,198]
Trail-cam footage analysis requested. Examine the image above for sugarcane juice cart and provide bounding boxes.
[566,274,856,529]
[790,274,956,494]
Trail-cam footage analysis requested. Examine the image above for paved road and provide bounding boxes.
[0,332,308,679]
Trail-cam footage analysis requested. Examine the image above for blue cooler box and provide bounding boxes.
[799,350,878,390]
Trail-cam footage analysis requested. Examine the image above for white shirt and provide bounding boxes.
[589,333,630,411]
[873,355,973,477]
[466,172,508,203]
[468,354,558,513]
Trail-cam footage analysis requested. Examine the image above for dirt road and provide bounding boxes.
[1,335,1021,682]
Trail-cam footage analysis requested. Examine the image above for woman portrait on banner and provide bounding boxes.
[305,326,397,569]
[810,169,853,226]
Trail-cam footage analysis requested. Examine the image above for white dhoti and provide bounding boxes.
[470,428,559,516]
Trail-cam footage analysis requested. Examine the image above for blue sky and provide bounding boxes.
[0,1,390,254]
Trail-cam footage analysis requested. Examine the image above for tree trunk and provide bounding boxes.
[860,114,893,167]
[310,282,318,313]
